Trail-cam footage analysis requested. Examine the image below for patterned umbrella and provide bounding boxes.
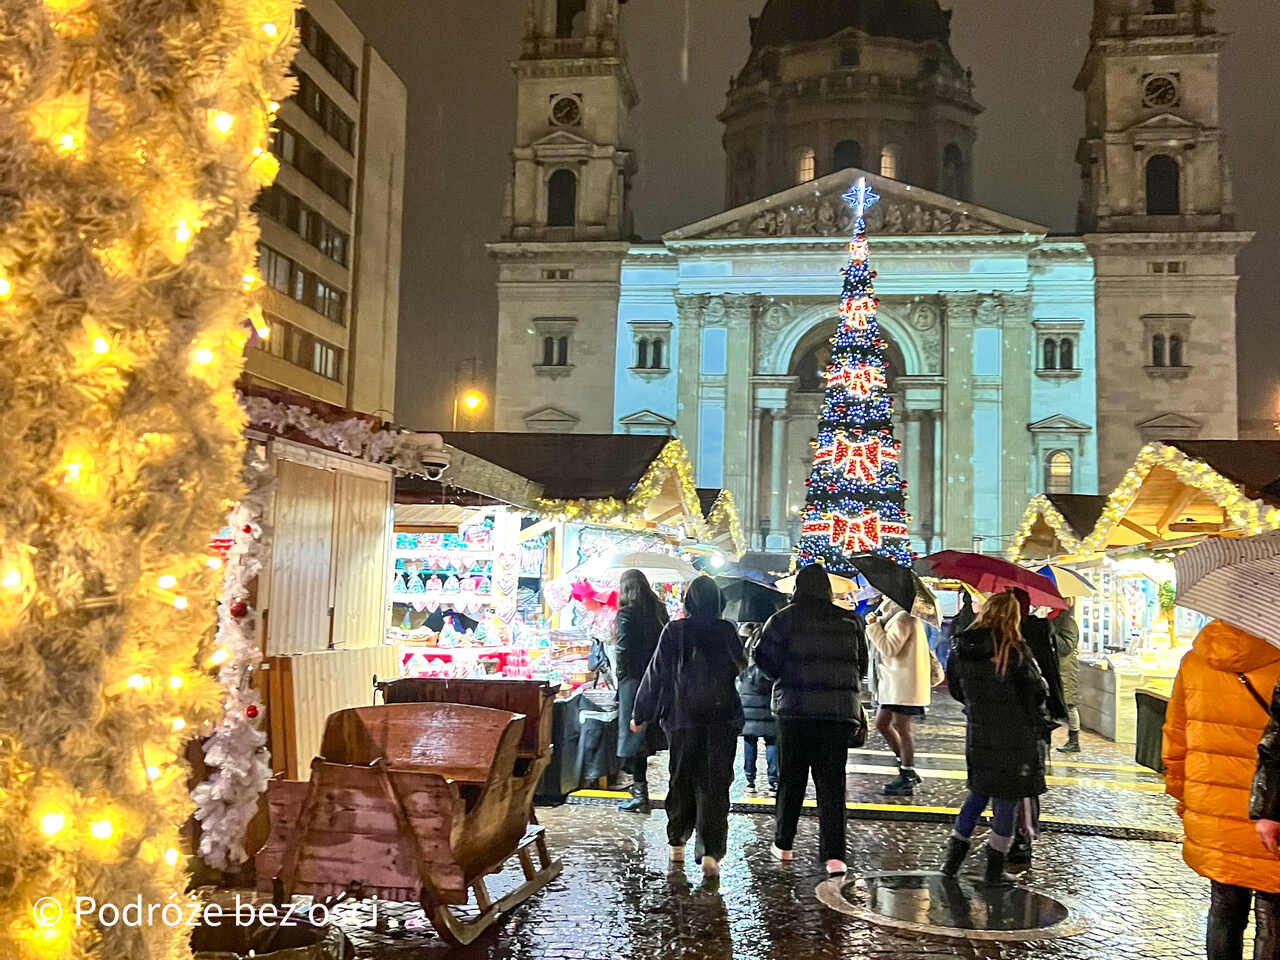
[1174,531,1280,649]
[1036,564,1097,598]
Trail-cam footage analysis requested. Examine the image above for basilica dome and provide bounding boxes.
[750,0,953,48]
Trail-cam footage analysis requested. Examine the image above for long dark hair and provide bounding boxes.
[617,568,667,626]
[683,575,724,621]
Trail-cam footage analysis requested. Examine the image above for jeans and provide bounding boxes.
[665,723,738,861]
[955,791,1017,840]
[775,719,850,863]
[1066,705,1081,734]
[1208,881,1280,960]
[743,735,778,786]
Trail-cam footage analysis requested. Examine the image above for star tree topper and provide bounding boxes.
[842,177,880,220]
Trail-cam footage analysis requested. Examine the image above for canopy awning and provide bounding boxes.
[1009,493,1108,561]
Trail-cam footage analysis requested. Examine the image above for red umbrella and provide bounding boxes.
[917,551,1067,611]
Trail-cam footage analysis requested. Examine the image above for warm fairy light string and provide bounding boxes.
[705,490,747,558]
[535,440,712,540]
[0,0,295,956]
[1008,494,1085,560]
[795,177,913,570]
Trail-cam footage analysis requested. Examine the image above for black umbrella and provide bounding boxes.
[715,576,788,624]
[846,554,940,626]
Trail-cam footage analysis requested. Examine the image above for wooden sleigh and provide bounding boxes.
[256,693,560,946]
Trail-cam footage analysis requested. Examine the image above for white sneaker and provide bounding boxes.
[770,844,794,862]
[701,856,720,877]
[826,859,848,877]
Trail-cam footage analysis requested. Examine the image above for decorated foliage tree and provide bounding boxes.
[795,179,913,571]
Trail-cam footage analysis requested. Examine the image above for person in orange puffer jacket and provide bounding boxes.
[1164,620,1280,960]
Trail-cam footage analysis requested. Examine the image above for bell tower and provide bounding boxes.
[1076,0,1253,487]
[502,0,638,241]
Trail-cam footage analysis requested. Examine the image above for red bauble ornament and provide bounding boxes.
[229,598,249,619]
[242,524,253,534]
[245,705,260,719]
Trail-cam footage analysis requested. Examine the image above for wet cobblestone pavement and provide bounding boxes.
[290,701,1212,959]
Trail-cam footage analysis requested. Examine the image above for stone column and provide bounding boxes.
[722,295,756,515]
[903,411,923,543]
[768,413,787,549]
[941,294,976,549]
[1001,294,1034,543]
[673,294,705,451]
[747,407,763,550]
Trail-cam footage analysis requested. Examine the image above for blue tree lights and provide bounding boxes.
[795,178,914,569]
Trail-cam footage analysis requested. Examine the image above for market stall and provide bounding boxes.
[1011,440,1280,743]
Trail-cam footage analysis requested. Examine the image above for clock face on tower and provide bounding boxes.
[551,96,582,127]
[1142,75,1179,108]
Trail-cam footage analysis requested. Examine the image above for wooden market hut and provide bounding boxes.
[1010,493,1110,561]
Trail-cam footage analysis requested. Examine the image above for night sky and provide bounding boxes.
[338,0,1280,433]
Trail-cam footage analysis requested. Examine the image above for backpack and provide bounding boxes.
[676,622,738,724]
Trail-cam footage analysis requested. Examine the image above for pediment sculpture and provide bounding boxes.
[706,194,1004,240]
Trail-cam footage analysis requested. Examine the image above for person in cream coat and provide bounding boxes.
[867,597,932,796]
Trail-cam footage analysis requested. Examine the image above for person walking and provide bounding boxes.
[940,591,1049,886]
[613,569,669,814]
[866,596,931,796]
[1164,620,1280,960]
[754,564,866,877]
[737,622,778,794]
[1254,673,1280,860]
[632,576,745,881]
[951,590,977,636]
[1052,600,1082,754]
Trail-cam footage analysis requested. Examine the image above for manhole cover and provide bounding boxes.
[816,871,1087,941]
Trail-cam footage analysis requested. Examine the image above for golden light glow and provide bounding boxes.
[462,390,483,411]
[126,674,146,690]
[268,100,279,113]
[173,220,192,244]
[171,717,185,732]
[57,133,75,153]
[164,848,179,866]
[156,575,176,589]
[146,765,160,781]
[2,570,21,589]
[88,820,112,840]
[168,675,183,690]
[193,348,214,366]
[171,595,188,610]
[91,336,109,354]
[0,277,10,298]
[261,22,278,36]
[39,813,66,837]
[206,557,223,570]
[209,648,230,666]
[212,112,234,134]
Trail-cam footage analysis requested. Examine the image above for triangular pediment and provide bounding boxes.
[663,168,1047,242]
[1138,412,1202,430]
[523,406,580,432]
[618,409,676,427]
[1028,415,1092,434]
[1127,112,1201,133]
[531,129,594,149]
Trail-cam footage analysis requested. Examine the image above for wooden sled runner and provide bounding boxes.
[257,696,561,946]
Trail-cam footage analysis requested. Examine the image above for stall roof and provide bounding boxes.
[697,488,747,558]
[1084,441,1280,553]
[1010,494,1109,561]
[437,433,669,501]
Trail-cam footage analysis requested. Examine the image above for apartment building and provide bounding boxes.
[245,0,406,418]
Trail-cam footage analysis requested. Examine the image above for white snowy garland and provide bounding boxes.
[240,392,421,471]
[192,452,273,871]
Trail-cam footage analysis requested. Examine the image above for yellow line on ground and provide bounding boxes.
[851,747,1154,775]
[844,763,1165,793]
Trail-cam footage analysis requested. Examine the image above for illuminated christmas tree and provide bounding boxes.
[795,178,913,570]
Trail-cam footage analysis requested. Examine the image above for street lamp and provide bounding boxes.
[452,389,485,431]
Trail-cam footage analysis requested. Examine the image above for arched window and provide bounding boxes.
[556,336,569,366]
[547,169,577,227]
[1045,451,1073,495]
[1169,334,1184,367]
[1146,155,1180,215]
[942,143,964,197]
[795,147,815,184]
[1152,333,1166,368]
[650,339,664,369]
[880,144,901,180]
[1042,339,1058,371]
[834,140,863,172]
[542,336,556,366]
[636,338,649,369]
[1151,0,1175,13]
[556,0,586,38]
[1059,338,1074,370]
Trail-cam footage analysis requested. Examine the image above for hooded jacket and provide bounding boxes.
[1164,620,1280,893]
[1254,675,1280,823]
[946,627,1049,799]
[737,624,777,739]
[866,600,931,708]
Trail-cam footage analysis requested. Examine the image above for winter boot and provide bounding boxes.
[1006,833,1032,867]
[983,845,1017,887]
[618,782,650,814]
[1057,731,1081,754]
[941,836,970,877]
[883,766,916,796]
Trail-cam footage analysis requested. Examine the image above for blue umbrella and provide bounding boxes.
[1036,564,1096,598]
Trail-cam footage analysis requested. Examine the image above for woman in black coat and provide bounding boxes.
[940,591,1049,886]
[737,623,778,793]
[614,569,669,814]
[632,576,745,881]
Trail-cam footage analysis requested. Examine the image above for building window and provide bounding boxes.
[1150,0,1175,12]
[541,268,574,280]
[256,243,348,325]
[1059,337,1075,371]
[942,143,964,197]
[833,140,863,172]
[296,10,358,94]
[880,144,901,180]
[296,71,356,152]
[1042,339,1058,371]
[534,318,575,370]
[540,337,569,366]
[1152,333,1166,367]
[636,338,649,369]
[839,46,860,67]
[254,185,350,267]
[1146,155,1180,215]
[272,122,352,209]
[556,0,587,38]
[259,244,292,294]
[1045,451,1073,495]
[251,313,344,382]
[795,147,815,184]
[547,169,577,227]
[1169,334,1184,368]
